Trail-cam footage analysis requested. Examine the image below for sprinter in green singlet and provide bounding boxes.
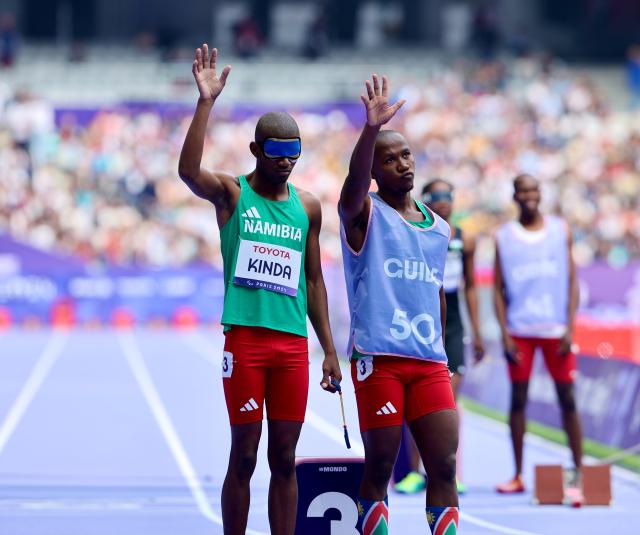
[178,44,342,535]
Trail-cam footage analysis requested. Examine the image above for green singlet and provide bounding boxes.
[351,198,434,359]
[220,175,309,337]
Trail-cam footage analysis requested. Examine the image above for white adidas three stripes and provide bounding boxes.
[376,401,398,415]
[239,398,259,412]
[241,207,261,219]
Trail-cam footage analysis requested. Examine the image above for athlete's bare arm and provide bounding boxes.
[494,243,519,363]
[178,44,238,228]
[339,75,405,251]
[462,232,485,362]
[559,227,579,356]
[299,190,342,392]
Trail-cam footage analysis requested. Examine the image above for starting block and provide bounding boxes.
[534,464,612,506]
[295,458,364,535]
[582,465,612,505]
[534,465,564,504]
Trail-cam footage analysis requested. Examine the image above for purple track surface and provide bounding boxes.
[0,328,638,534]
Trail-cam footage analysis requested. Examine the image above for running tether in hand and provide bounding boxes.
[331,378,351,449]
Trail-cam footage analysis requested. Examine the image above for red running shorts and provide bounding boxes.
[223,326,309,425]
[351,355,455,432]
[508,336,577,384]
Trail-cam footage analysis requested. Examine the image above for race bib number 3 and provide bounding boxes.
[222,351,233,378]
[356,356,374,382]
[233,239,302,297]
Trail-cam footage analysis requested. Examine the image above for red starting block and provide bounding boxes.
[534,465,564,504]
[534,464,612,506]
[582,465,612,506]
[50,300,76,328]
[172,306,199,328]
[0,307,11,329]
[295,458,364,535]
[111,308,135,328]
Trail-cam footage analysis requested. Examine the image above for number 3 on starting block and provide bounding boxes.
[295,458,364,535]
[308,492,359,535]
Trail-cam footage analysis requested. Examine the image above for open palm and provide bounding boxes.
[361,74,405,127]
[192,43,231,101]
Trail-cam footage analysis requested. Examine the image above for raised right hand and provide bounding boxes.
[192,43,231,102]
[360,74,406,128]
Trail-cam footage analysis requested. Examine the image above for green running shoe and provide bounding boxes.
[456,479,467,495]
[395,471,426,494]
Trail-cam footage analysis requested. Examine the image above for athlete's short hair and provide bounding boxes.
[422,178,453,196]
[374,129,406,152]
[513,173,537,192]
[255,112,300,142]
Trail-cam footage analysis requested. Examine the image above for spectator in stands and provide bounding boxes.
[303,9,329,60]
[626,45,640,109]
[233,15,263,59]
[1,57,639,270]
[0,12,17,68]
[472,2,500,59]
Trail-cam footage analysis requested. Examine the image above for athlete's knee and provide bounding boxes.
[510,384,528,412]
[556,384,577,413]
[229,448,258,482]
[364,454,395,490]
[429,452,457,485]
[268,447,296,479]
[511,395,527,413]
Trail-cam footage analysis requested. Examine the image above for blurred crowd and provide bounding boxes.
[1,57,640,269]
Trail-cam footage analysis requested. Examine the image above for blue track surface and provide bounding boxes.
[0,328,638,534]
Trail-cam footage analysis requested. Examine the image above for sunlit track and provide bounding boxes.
[0,328,637,535]
[0,331,68,456]
[118,330,269,535]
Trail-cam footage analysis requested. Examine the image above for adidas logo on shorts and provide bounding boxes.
[376,401,398,415]
[240,398,259,412]
[241,207,261,219]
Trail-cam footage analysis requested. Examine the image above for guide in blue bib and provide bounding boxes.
[338,73,459,535]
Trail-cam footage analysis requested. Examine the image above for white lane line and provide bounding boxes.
[118,331,267,535]
[600,442,640,464]
[180,331,221,366]
[391,504,624,515]
[460,511,544,535]
[0,330,68,456]
[182,330,366,456]
[305,409,365,457]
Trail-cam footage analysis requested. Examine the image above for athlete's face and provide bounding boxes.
[514,175,541,216]
[372,133,415,194]
[424,182,453,221]
[250,141,299,185]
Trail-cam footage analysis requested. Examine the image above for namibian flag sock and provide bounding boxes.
[426,506,459,535]
[356,496,389,534]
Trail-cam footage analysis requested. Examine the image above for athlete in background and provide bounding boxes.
[494,174,582,494]
[395,179,485,495]
[424,179,484,390]
[340,74,459,535]
[179,44,341,535]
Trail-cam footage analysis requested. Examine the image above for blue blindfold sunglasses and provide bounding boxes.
[260,138,302,160]
[423,191,453,204]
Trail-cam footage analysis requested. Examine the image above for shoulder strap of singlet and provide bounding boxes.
[288,182,301,202]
